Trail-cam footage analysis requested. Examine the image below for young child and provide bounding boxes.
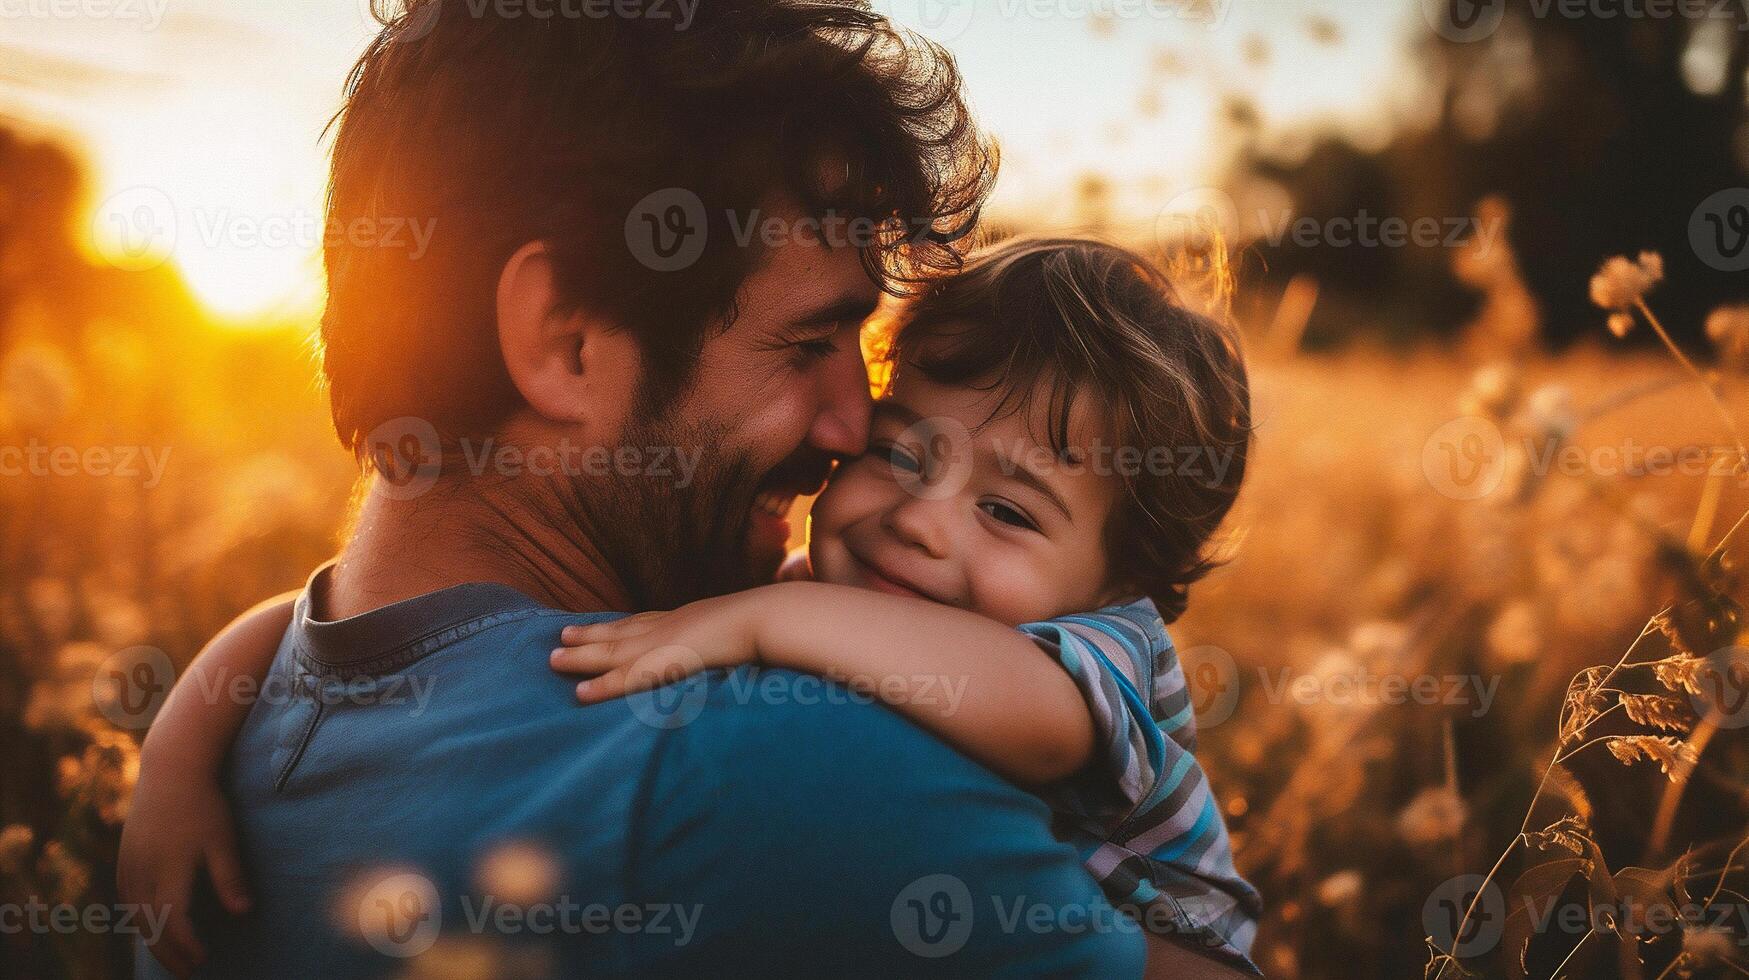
[551,235,1260,967]
[121,237,1261,973]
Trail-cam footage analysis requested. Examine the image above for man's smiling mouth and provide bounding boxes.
[752,491,796,517]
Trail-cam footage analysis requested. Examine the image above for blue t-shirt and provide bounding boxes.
[141,567,1145,977]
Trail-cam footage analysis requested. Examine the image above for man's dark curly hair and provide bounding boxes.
[322,0,995,455]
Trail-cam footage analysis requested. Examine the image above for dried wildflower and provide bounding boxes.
[1347,620,1407,661]
[1604,735,1697,776]
[22,678,86,733]
[400,936,508,980]
[50,732,139,825]
[333,864,440,949]
[1652,653,1708,696]
[37,840,90,905]
[1618,693,1694,733]
[1705,304,1749,362]
[1651,613,1694,656]
[1589,251,1664,311]
[1680,925,1738,968]
[1459,363,1520,417]
[1561,669,1610,745]
[0,824,33,876]
[1521,815,1591,855]
[1397,787,1467,846]
[1520,384,1577,442]
[1425,949,1482,979]
[1316,869,1363,907]
[475,840,561,907]
[1486,600,1540,666]
[55,754,84,799]
[1545,765,1595,822]
[1607,311,1636,338]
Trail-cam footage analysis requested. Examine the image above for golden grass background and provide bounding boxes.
[4,232,1749,976]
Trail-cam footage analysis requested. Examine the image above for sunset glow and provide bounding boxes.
[8,0,1424,321]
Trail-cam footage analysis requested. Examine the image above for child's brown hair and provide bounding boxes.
[875,236,1252,622]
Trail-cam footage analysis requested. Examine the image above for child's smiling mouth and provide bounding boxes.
[847,548,939,603]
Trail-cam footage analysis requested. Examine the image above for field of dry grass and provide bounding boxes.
[1178,340,1749,977]
[4,298,1749,976]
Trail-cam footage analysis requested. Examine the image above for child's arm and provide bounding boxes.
[117,593,297,978]
[552,581,1096,785]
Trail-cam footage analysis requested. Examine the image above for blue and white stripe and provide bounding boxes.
[1019,598,1262,974]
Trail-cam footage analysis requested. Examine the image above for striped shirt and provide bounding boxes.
[1018,598,1262,974]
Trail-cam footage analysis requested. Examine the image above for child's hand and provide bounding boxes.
[117,776,251,977]
[551,590,772,704]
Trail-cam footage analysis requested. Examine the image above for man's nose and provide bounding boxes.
[806,342,873,459]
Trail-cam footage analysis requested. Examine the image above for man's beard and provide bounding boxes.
[582,410,770,611]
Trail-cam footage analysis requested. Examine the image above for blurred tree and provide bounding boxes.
[0,126,82,346]
[1241,0,1749,348]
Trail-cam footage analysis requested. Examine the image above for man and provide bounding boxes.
[124,1,1244,975]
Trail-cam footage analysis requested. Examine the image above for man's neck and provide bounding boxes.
[324,478,632,621]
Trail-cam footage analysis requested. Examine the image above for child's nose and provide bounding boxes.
[883,495,952,560]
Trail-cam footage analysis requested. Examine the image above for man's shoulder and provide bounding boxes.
[620,667,1146,976]
[653,666,1014,788]
[621,664,1055,845]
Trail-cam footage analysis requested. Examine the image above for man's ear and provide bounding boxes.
[496,241,641,426]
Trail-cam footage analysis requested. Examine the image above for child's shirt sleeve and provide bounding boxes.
[1016,599,1263,974]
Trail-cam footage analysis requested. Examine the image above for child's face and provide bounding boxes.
[807,338,1126,627]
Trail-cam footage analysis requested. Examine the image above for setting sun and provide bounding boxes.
[76,80,337,322]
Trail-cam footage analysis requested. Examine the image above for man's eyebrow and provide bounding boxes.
[993,447,1075,522]
[791,294,880,330]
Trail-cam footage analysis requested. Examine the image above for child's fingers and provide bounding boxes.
[560,613,660,645]
[151,900,206,978]
[574,646,708,703]
[550,641,640,675]
[575,653,683,701]
[205,835,252,917]
[574,666,631,703]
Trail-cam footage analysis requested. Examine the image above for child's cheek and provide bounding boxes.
[804,465,878,585]
[966,548,1062,627]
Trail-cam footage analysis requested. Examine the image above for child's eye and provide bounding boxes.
[979,499,1039,532]
[875,441,922,475]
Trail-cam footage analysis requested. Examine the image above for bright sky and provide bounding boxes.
[0,0,1431,321]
